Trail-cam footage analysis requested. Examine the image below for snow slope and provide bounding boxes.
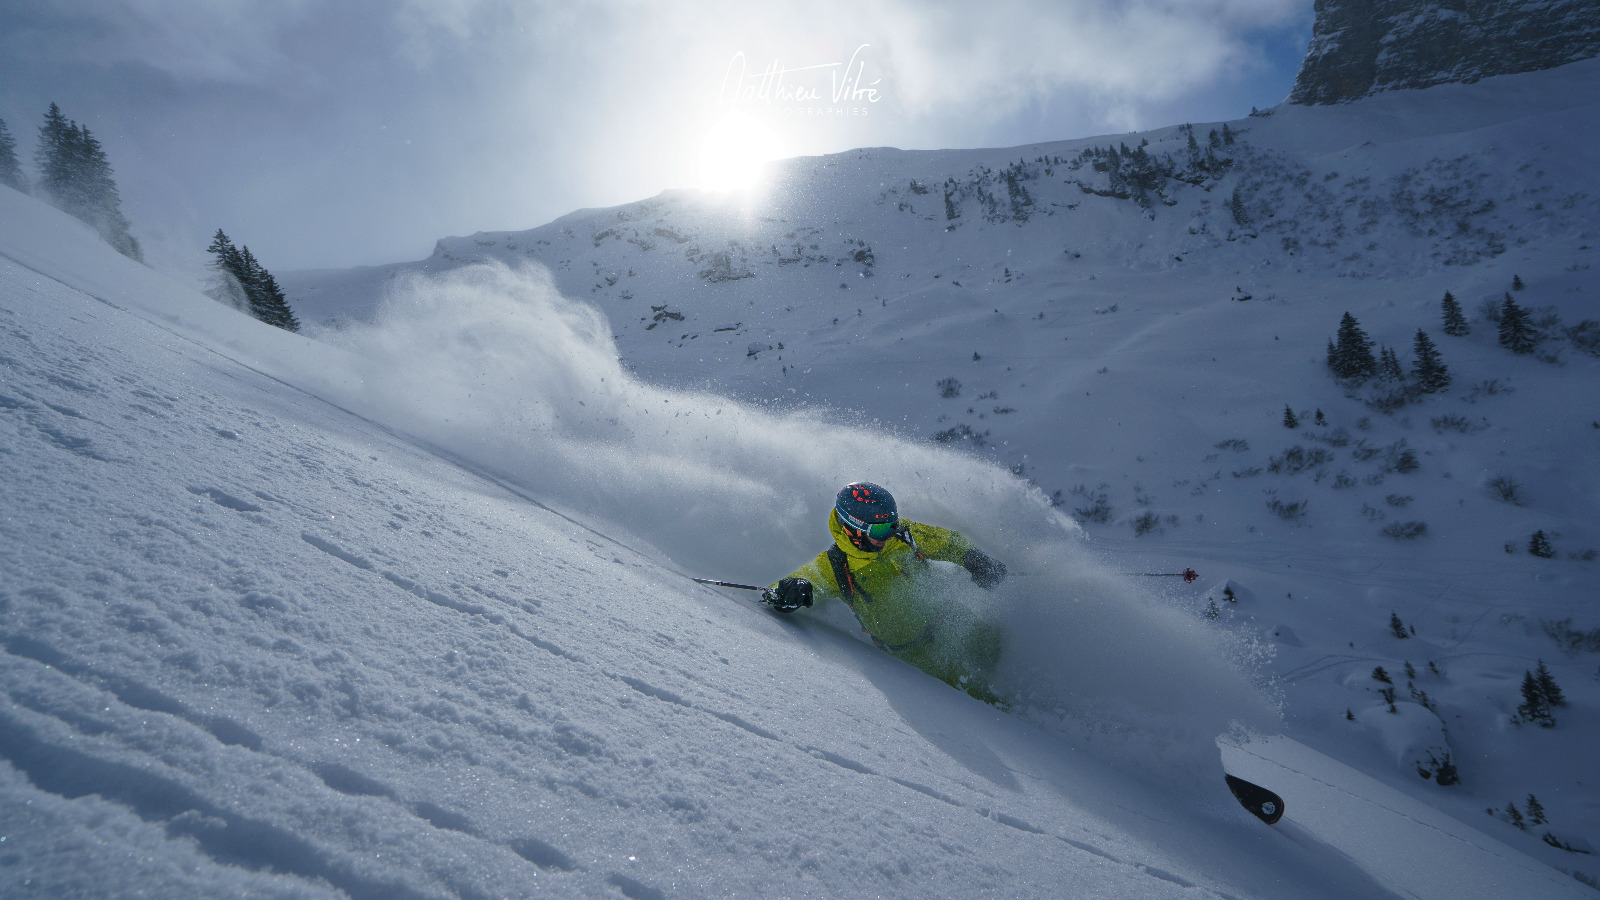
[0,183,1503,898]
[280,55,1600,890]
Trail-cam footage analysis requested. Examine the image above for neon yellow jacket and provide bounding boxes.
[774,510,975,649]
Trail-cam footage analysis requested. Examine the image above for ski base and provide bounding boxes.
[1225,774,1285,825]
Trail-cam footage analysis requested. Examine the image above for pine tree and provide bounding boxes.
[253,267,301,333]
[205,229,252,312]
[1372,666,1392,684]
[1518,669,1554,726]
[1390,612,1410,639]
[1314,409,1326,425]
[1411,329,1450,393]
[1498,294,1536,354]
[1229,187,1250,227]
[1512,274,1525,291]
[1526,794,1547,826]
[1331,312,1378,380]
[1378,345,1404,382]
[1222,123,1236,145]
[33,104,141,261]
[205,236,300,333]
[1283,405,1299,428]
[1506,801,1527,829]
[1441,291,1469,336]
[1529,530,1554,558]
[1534,660,1566,708]
[0,117,25,192]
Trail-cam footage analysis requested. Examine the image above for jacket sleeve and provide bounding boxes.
[905,522,974,565]
[770,549,842,601]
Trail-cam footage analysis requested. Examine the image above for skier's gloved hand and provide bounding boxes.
[961,548,1007,589]
[766,577,813,612]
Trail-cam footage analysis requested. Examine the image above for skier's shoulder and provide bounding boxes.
[904,518,963,541]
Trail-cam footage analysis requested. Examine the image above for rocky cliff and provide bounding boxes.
[1289,0,1600,104]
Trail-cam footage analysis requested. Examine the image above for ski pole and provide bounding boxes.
[690,576,780,605]
[690,577,769,593]
[1125,567,1199,583]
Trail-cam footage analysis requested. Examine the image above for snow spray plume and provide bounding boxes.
[330,262,1277,777]
[327,262,1066,581]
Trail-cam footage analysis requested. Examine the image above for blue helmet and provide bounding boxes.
[835,482,898,550]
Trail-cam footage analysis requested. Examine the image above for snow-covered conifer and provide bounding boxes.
[1378,345,1404,382]
[1534,660,1566,708]
[1411,330,1449,393]
[1441,291,1469,336]
[1526,795,1547,825]
[1389,612,1409,639]
[1331,313,1377,380]
[1529,530,1553,558]
[0,117,25,192]
[33,104,140,260]
[1498,294,1536,354]
[1517,670,1554,727]
[1506,802,1527,829]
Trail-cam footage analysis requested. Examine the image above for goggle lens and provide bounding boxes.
[866,521,898,541]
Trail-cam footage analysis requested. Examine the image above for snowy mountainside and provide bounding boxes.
[0,182,1478,898]
[283,55,1600,886]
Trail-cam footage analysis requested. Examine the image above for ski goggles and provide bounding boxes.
[838,508,899,541]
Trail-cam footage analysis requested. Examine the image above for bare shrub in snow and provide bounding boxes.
[1265,492,1308,522]
[1541,619,1600,656]
[1381,521,1428,540]
[1130,510,1162,536]
[1267,445,1332,475]
[1487,475,1524,504]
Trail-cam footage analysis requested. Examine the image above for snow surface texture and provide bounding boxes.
[0,185,1424,898]
[278,55,1600,893]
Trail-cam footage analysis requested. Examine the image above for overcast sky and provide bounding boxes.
[0,1,1312,274]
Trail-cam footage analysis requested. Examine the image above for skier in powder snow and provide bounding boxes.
[767,482,1009,705]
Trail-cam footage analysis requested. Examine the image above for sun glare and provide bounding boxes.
[697,116,783,193]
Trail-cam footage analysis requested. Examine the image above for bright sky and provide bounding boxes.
[0,0,1311,272]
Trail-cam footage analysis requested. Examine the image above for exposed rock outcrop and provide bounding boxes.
[1290,0,1600,105]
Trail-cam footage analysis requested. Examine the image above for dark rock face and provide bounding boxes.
[1289,0,1600,105]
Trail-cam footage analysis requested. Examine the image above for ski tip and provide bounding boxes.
[1225,774,1285,825]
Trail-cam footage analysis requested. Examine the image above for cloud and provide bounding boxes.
[7,0,314,84]
[0,0,1310,271]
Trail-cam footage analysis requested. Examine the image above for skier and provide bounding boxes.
[767,482,1009,705]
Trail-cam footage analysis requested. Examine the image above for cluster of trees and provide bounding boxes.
[0,105,141,261]
[205,230,300,333]
[1515,660,1566,727]
[1327,312,1450,394]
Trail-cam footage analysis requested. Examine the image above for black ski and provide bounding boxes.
[1225,774,1284,825]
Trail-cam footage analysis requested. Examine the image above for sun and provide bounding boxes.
[696,116,784,193]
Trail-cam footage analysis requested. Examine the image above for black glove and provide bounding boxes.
[766,577,813,612]
[961,548,1007,589]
